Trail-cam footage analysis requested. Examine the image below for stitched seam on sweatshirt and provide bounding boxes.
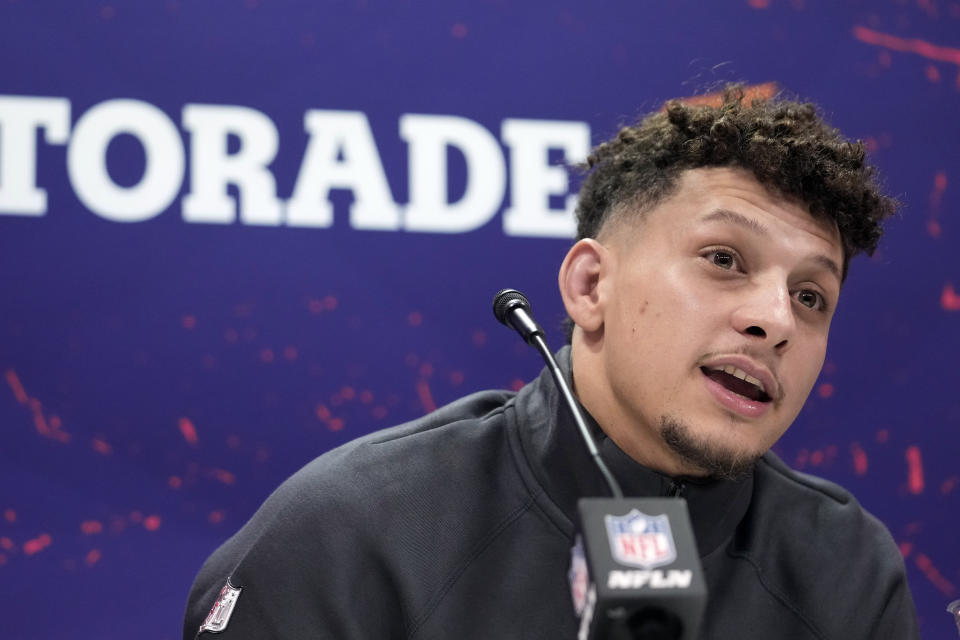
[727,549,825,639]
[501,400,576,538]
[405,490,540,639]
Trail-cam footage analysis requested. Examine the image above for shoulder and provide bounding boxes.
[750,451,894,550]
[235,388,520,542]
[184,389,530,638]
[285,388,518,505]
[731,452,917,638]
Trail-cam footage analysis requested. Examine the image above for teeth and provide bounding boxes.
[711,365,766,393]
[744,374,763,390]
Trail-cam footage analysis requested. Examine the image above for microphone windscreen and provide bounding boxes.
[492,289,532,325]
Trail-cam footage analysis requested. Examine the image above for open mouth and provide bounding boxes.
[700,366,772,403]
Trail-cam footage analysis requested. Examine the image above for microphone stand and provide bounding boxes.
[493,289,706,640]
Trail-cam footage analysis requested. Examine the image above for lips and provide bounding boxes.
[700,365,770,402]
[698,356,778,419]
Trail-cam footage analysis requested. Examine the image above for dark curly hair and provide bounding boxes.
[565,85,897,342]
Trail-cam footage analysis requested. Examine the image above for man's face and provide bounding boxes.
[577,167,844,478]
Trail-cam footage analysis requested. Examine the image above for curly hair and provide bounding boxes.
[563,85,898,342]
[575,85,896,272]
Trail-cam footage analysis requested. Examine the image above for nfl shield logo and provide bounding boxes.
[605,509,677,569]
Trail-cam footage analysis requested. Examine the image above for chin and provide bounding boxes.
[659,415,764,480]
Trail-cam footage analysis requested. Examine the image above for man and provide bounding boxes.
[183,87,919,638]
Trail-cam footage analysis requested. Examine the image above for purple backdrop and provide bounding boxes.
[1,1,958,638]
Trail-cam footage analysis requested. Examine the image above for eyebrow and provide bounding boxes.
[700,208,843,283]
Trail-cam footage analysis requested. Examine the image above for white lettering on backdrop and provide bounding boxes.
[0,95,590,237]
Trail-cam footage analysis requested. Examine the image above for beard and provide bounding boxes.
[659,415,761,480]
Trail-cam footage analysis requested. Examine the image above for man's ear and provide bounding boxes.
[558,238,609,334]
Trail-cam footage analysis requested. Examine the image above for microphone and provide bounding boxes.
[492,289,707,640]
[492,288,544,345]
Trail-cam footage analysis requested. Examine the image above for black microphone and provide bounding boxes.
[492,288,544,345]
[492,289,707,640]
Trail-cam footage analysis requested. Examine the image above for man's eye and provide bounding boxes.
[796,289,823,310]
[710,250,737,270]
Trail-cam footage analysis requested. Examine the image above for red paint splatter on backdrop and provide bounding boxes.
[928,171,947,238]
[942,284,960,311]
[794,449,809,469]
[84,549,101,566]
[915,553,957,597]
[451,23,468,38]
[178,417,199,445]
[212,469,235,485]
[853,25,960,66]
[4,370,28,404]
[4,509,16,523]
[143,515,161,531]
[850,443,869,475]
[932,171,947,199]
[941,476,959,495]
[817,383,834,398]
[669,83,778,109]
[315,404,332,421]
[416,380,437,413]
[80,521,103,535]
[905,446,924,494]
[23,533,52,556]
[91,438,113,456]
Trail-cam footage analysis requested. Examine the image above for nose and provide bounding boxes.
[731,278,795,351]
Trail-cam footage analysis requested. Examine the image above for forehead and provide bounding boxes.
[605,167,843,264]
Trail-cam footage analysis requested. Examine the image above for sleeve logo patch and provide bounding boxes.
[199,578,242,634]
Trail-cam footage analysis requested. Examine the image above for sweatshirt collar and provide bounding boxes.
[514,346,753,558]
